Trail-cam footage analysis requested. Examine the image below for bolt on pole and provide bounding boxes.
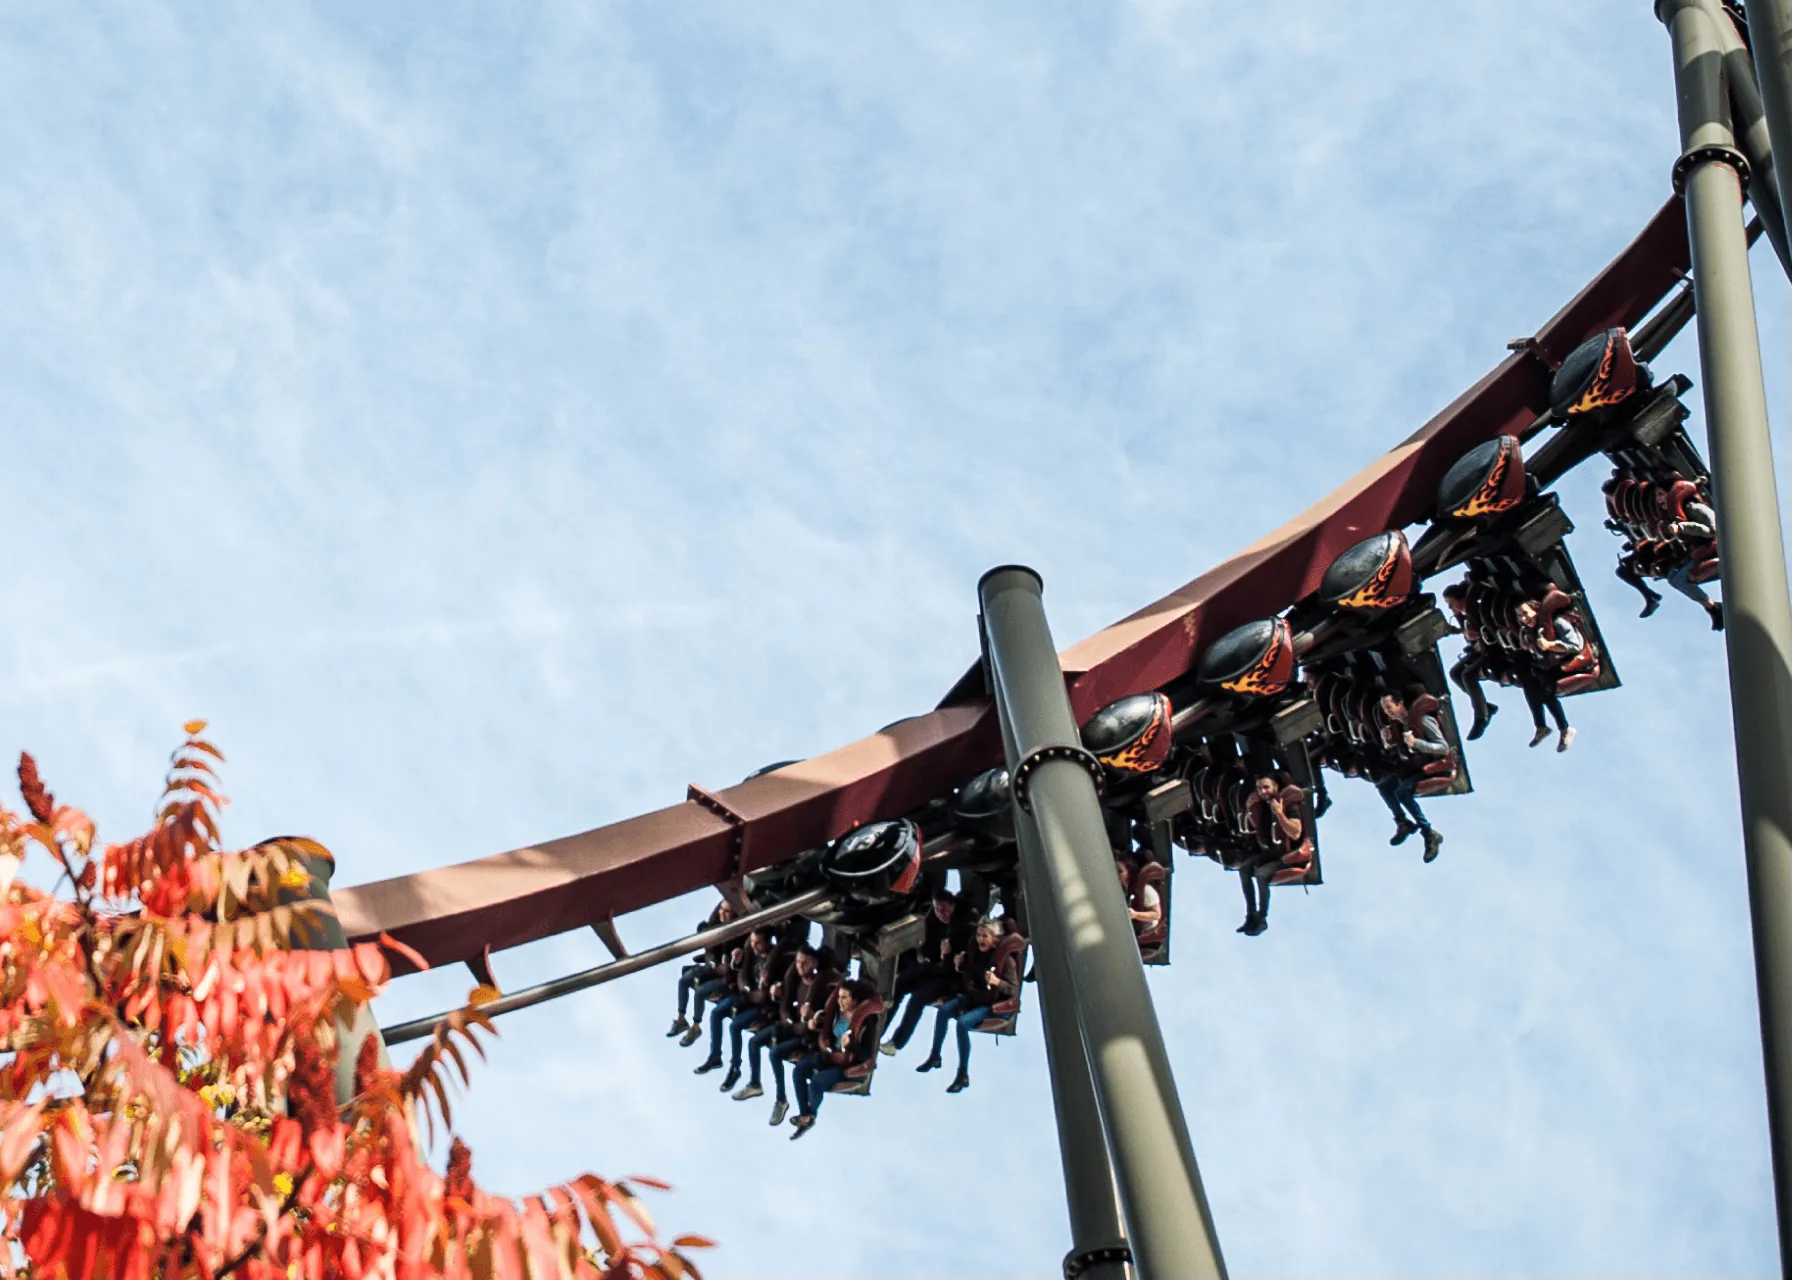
[980,565,1225,1280]
[1659,3,1793,1274]
[991,651,1132,1281]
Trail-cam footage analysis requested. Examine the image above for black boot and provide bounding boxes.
[1422,828,1443,864]
[946,1071,971,1094]
[1707,600,1725,632]
[1640,589,1662,618]
[916,1054,943,1073]
[1468,703,1498,741]
[1389,816,1418,846]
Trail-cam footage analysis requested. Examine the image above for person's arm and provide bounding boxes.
[1266,795,1304,841]
[1404,714,1451,757]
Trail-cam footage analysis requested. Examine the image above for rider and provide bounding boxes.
[1237,774,1305,936]
[1667,496,1725,631]
[1514,598,1577,752]
[788,980,880,1140]
[1375,688,1447,864]
[692,929,774,1077]
[915,919,1022,1094]
[1440,582,1498,740]
[880,892,969,1056]
[668,900,734,1043]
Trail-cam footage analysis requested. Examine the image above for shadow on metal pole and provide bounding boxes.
[981,565,1225,1280]
[1659,3,1793,1273]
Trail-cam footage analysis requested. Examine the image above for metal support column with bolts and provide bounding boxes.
[980,565,1225,1280]
[1741,0,1792,227]
[991,657,1132,1281]
[1697,0,1791,270]
[1660,3,1793,1273]
[292,848,395,1105]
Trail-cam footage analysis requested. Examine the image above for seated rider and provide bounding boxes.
[693,928,774,1078]
[915,919,1023,1094]
[1514,598,1577,752]
[1237,774,1305,937]
[1667,495,1725,631]
[880,891,969,1056]
[735,944,837,1127]
[1441,582,1498,740]
[1374,688,1447,864]
[788,979,882,1141]
[1115,856,1164,948]
[669,900,734,1044]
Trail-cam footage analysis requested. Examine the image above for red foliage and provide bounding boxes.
[0,725,709,1279]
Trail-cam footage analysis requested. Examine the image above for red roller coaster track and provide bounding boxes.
[333,197,1691,977]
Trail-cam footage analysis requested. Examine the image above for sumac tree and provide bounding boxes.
[0,723,710,1278]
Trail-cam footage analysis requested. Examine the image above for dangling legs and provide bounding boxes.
[1236,866,1262,934]
[948,1003,994,1093]
[1616,558,1663,618]
[1377,774,1418,844]
[1451,656,1498,740]
[1667,561,1724,630]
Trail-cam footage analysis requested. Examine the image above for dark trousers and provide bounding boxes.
[1377,773,1428,828]
[727,1006,766,1069]
[1450,656,1494,724]
[929,996,994,1074]
[1522,675,1568,731]
[704,994,742,1059]
[887,972,951,1049]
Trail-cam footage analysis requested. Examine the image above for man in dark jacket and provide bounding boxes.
[693,929,774,1077]
[880,893,970,1055]
[747,947,841,1128]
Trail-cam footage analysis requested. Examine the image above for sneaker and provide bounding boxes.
[768,1099,789,1127]
[789,1115,816,1141]
[732,1083,764,1102]
[718,1070,740,1092]
[878,1041,897,1058]
[1389,817,1418,846]
[1528,726,1551,748]
[1708,601,1725,632]
[1468,704,1498,741]
[1242,914,1268,937]
[946,1072,970,1094]
[1641,592,1662,619]
[915,1055,943,1074]
[1422,828,1443,863]
[693,1057,722,1075]
[1557,726,1576,753]
[678,1026,703,1048]
[666,1017,689,1038]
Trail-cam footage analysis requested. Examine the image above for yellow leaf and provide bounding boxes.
[467,984,502,1007]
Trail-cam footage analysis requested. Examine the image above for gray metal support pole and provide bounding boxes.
[1698,0,1791,271]
[980,565,1225,1280]
[292,850,394,1105]
[1022,811,1135,1281]
[1661,5,1793,1273]
[1742,0,1793,232]
[994,669,1132,1281]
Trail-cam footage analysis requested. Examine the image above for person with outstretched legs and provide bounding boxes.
[1375,690,1447,863]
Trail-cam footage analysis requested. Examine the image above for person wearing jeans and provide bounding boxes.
[916,920,1018,1094]
[789,981,878,1140]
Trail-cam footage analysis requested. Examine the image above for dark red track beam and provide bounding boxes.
[335,198,1690,973]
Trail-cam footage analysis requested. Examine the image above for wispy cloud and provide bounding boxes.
[1,2,1785,1276]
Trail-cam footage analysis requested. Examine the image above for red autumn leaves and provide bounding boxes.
[0,725,711,1278]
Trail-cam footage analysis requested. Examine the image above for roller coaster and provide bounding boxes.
[322,6,1792,1277]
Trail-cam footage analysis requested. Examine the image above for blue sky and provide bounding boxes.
[3,3,1788,1276]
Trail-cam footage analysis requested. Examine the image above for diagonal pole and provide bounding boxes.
[981,565,1225,1280]
[1659,3,1793,1273]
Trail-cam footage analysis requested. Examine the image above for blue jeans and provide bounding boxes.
[682,973,726,1022]
[704,994,742,1059]
[726,1005,766,1069]
[768,1035,809,1102]
[793,1057,848,1118]
[1667,559,1712,605]
[929,996,994,1074]
[1376,773,1427,828]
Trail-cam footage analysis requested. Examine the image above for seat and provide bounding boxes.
[1130,860,1169,953]
[827,995,888,1095]
[1535,588,1602,695]
[976,932,1030,1036]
